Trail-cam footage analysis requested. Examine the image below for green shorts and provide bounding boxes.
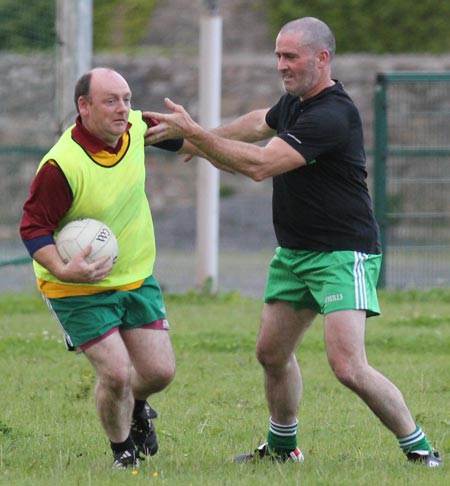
[264,248,381,316]
[45,275,169,350]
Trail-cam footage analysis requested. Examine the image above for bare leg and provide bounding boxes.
[84,332,134,442]
[121,327,176,400]
[256,302,316,424]
[324,310,416,436]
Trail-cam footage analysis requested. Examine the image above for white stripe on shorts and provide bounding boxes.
[353,252,369,310]
[41,294,75,350]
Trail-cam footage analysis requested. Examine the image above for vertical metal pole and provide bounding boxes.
[373,73,388,288]
[196,1,222,293]
[56,0,92,136]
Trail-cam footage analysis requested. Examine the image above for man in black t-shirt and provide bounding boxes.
[145,17,441,467]
[267,83,380,253]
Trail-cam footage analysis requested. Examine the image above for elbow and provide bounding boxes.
[247,150,274,181]
[247,167,271,182]
[252,173,267,182]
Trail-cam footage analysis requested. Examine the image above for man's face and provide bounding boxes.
[79,70,132,146]
[275,31,322,100]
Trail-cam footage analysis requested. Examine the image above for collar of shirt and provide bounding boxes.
[298,80,342,109]
[71,116,132,155]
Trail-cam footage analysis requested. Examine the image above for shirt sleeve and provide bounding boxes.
[144,116,184,152]
[20,161,73,256]
[265,93,350,164]
[265,99,281,130]
[151,138,184,152]
[280,107,349,163]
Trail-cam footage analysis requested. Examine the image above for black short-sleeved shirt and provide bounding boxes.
[265,81,381,254]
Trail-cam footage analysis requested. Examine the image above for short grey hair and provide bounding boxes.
[279,17,336,60]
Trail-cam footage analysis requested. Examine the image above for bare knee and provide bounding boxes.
[256,342,288,372]
[328,355,364,391]
[98,362,133,398]
[154,362,176,389]
[324,310,370,391]
[140,360,176,393]
[256,342,271,367]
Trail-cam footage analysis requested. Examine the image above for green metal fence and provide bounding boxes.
[0,147,47,272]
[374,72,450,288]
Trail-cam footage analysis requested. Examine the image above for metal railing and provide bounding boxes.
[374,72,450,288]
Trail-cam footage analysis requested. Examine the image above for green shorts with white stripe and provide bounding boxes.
[264,247,382,317]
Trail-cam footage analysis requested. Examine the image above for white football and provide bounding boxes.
[55,218,119,266]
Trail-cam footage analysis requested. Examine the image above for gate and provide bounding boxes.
[374,72,450,288]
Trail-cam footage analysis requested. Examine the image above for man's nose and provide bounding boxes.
[278,57,287,71]
[117,99,128,111]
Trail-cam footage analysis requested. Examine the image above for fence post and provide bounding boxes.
[196,0,222,294]
[373,73,388,288]
[55,0,93,136]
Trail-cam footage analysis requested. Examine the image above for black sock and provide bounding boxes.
[133,399,146,417]
[110,435,135,453]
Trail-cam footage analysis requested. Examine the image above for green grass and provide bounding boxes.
[0,289,449,485]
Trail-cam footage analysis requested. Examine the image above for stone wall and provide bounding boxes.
[2,51,450,238]
[4,52,450,147]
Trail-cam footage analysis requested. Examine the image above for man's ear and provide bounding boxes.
[317,49,330,67]
[77,96,90,116]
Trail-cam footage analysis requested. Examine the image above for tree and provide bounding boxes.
[0,0,158,52]
[265,0,450,53]
[0,0,55,51]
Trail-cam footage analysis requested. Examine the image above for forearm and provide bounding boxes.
[179,109,275,176]
[33,242,111,284]
[187,128,270,181]
[144,99,298,179]
[211,109,273,142]
[33,244,67,280]
[179,109,272,155]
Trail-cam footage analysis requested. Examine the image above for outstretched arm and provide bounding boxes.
[210,108,274,142]
[144,98,306,181]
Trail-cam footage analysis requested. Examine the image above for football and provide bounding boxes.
[55,218,119,266]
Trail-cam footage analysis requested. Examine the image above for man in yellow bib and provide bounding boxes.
[20,67,181,469]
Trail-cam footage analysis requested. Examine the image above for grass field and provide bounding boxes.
[0,289,449,485]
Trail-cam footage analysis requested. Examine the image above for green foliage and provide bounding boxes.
[0,0,158,52]
[94,0,158,50]
[0,0,55,51]
[219,183,237,198]
[3,0,450,54]
[265,0,450,53]
[0,290,449,485]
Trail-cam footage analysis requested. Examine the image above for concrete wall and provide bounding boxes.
[4,52,450,147]
[2,52,450,239]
